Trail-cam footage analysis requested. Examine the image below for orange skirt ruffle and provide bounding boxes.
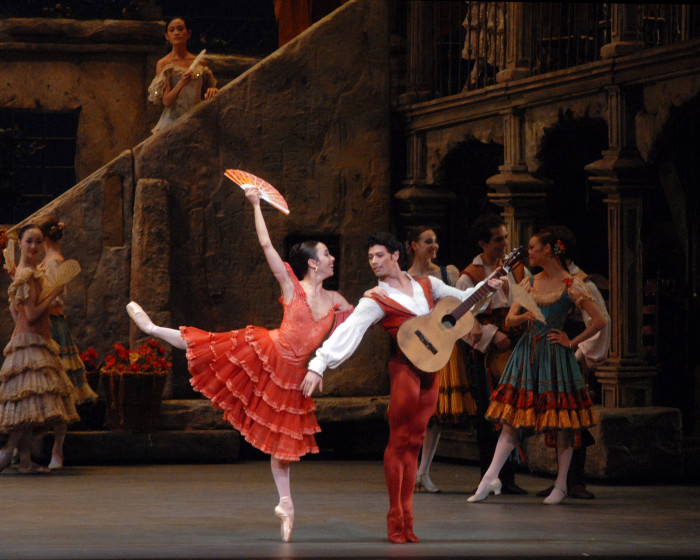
[181,325,320,462]
[433,341,476,423]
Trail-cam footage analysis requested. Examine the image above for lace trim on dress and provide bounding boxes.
[8,268,43,307]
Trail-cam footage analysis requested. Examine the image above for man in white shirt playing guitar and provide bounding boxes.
[301,231,504,544]
[455,214,528,496]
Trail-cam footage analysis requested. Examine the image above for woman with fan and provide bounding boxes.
[467,226,607,505]
[38,216,98,470]
[126,186,353,542]
[148,17,218,134]
[0,224,80,474]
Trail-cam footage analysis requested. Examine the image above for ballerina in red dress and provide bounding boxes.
[126,187,353,542]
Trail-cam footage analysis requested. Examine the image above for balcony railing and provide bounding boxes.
[529,3,608,75]
[424,3,700,99]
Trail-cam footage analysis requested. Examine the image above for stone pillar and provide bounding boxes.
[600,3,643,59]
[395,130,456,234]
[496,2,532,83]
[486,110,550,249]
[129,178,172,395]
[398,0,434,105]
[585,86,656,407]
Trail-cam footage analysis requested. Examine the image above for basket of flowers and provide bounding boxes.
[100,339,171,432]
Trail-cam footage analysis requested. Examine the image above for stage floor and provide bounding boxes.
[0,460,697,559]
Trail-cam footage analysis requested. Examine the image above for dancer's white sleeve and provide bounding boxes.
[428,275,485,302]
[575,281,611,368]
[307,297,385,376]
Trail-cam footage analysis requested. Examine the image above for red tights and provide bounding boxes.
[384,360,439,538]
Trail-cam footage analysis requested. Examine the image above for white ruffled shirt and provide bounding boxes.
[307,273,486,376]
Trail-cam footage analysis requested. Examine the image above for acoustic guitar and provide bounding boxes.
[397,247,527,373]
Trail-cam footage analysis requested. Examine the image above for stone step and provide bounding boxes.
[36,430,240,466]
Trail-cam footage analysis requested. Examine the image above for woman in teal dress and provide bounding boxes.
[467,226,608,505]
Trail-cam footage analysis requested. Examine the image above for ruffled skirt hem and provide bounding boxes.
[181,325,320,461]
[0,332,80,431]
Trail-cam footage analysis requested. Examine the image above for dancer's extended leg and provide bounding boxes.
[271,456,294,542]
[126,302,186,349]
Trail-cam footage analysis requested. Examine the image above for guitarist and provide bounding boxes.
[455,214,528,495]
[301,231,504,544]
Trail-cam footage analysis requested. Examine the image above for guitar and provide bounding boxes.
[397,247,527,373]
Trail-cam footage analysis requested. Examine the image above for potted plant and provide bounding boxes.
[99,339,171,433]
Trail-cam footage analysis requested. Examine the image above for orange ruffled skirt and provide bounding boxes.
[181,325,320,462]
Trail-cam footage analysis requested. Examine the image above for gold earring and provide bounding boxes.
[314,266,318,272]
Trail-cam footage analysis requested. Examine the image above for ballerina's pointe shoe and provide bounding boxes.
[274,505,293,543]
[126,302,154,334]
[467,477,502,503]
[543,486,567,505]
[48,454,63,470]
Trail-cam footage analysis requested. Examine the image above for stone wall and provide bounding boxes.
[0,18,262,182]
[0,0,393,399]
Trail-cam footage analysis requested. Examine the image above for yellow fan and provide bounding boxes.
[39,259,81,303]
[511,283,546,323]
[3,238,17,277]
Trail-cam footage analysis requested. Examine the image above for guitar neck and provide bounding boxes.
[450,270,504,320]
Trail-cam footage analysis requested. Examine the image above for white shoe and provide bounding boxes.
[467,477,502,503]
[415,473,440,493]
[543,486,567,505]
[48,454,63,470]
[274,505,293,542]
[126,301,145,320]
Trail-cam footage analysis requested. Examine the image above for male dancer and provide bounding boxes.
[455,214,527,495]
[301,231,503,544]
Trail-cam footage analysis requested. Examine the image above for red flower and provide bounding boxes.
[101,338,172,376]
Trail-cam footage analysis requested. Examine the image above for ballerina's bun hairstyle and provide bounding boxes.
[405,225,434,254]
[535,226,573,269]
[289,241,320,279]
[37,215,64,241]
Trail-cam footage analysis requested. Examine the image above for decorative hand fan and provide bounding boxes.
[2,238,17,277]
[186,49,206,74]
[511,283,546,323]
[39,259,81,303]
[224,169,290,215]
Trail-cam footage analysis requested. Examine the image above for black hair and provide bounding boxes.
[534,226,574,271]
[289,241,320,279]
[37,215,64,242]
[366,231,405,269]
[470,214,506,246]
[405,225,435,259]
[165,16,189,30]
[18,223,42,241]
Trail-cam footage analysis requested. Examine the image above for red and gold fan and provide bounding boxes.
[224,169,290,215]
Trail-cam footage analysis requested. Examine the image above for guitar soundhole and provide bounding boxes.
[441,314,456,328]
